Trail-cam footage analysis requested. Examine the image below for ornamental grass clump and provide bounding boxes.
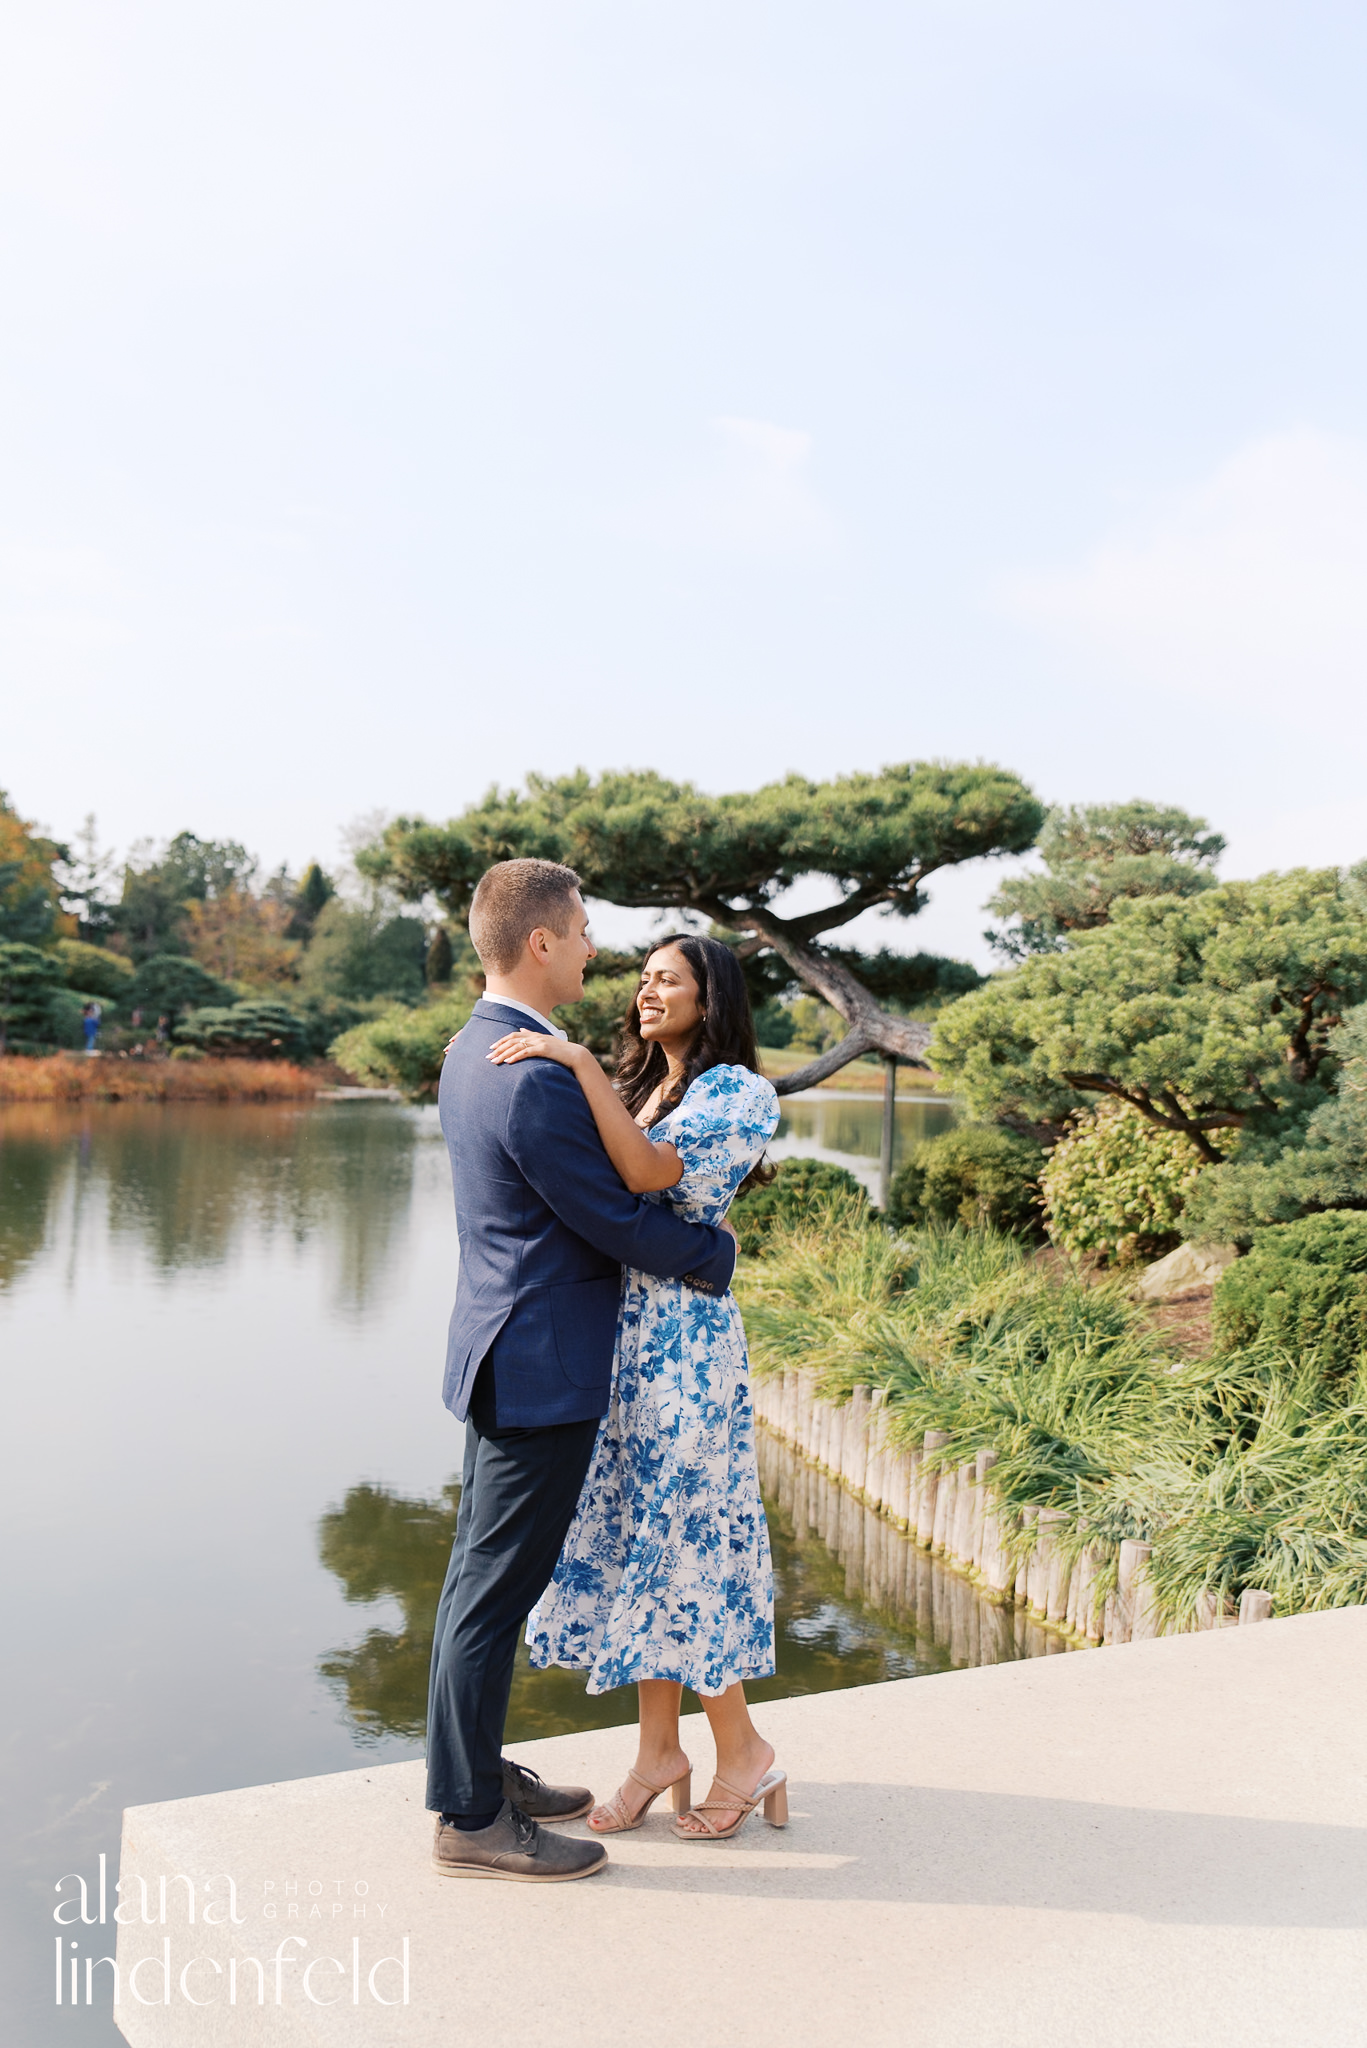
[1039,1101,1205,1264]
[735,1208,1367,1627]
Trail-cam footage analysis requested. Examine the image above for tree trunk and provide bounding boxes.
[737,915,933,1093]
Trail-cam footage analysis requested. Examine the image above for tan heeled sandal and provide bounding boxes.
[672,1767,788,1842]
[586,1764,693,1835]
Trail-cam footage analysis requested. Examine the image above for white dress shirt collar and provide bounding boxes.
[483,993,569,1041]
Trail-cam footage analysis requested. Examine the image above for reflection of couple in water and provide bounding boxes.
[426,858,787,1882]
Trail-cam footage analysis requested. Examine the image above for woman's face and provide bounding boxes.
[636,945,704,1049]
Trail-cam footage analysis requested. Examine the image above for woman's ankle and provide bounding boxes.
[713,1733,773,1787]
[634,1742,689,1783]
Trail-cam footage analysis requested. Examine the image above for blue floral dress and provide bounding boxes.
[527,1063,780,1697]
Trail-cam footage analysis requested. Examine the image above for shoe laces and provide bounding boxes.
[505,1760,544,1799]
[510,1806,537,1852]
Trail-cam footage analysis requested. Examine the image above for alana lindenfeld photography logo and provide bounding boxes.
[52,1854,411,2013]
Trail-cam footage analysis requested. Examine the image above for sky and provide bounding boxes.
[4,1,1367,967]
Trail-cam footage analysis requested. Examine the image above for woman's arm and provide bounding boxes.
[486,1030,682,1193]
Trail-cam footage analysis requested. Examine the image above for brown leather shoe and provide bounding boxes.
[502,1758,594,1822]
[432,1801,608,1883]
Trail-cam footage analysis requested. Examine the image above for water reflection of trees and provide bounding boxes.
[315,1439,1071,1751]
[774,1096,956,1162]
[0,1102,420,1311]
[0,1107,74,1287]
[315,1479,642,1750]
[317,1480,461,1742]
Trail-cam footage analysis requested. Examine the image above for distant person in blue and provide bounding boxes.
[427,861,783,1884]
[81,1002,101,1054]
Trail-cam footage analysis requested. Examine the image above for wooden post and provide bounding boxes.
[972,1449,998,1572]
[1045,1519,1072,1626]
[1029,1508,1064,1616]
[1195,1587,1236,1630]
[864,1397,883,1510]
[891,1447,917,1531]
[1130,1550,1161,1641]
[1112,1538,1152,1644]
[827,1403,845,1479]
[932,1461,956,1555]
[1015,1505,1036,1604]
[981,1494,1016,1597]
[866,1392,887,1510]
[1239,1588,1274,1625]
[889,1449,909,1531]
[1080,1547,1104,1643]
[917,1430,949,1547]
[950,1459,976,1563]
[879,1055,897,1211]
[798,1370,816,1459]
[845,1386,871,1493]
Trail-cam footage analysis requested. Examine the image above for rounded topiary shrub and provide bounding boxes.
[887,1124,1044,1236]
[731,1156,869,1256]
[1213,1210,1367,1371]
[175,1000,310,1062]
[1039,1101,1203,1265]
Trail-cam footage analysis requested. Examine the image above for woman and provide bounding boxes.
[484,934,786,1842]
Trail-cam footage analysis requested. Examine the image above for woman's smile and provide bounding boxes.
[636,945,704,1045]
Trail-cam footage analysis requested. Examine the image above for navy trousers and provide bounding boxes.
[425,1376,599,1816]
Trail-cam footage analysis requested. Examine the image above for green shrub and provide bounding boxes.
[563,974,637,1065]
[1040,1102,1203,1264]
[330,993,475,1100]
[129,954,233,1026]
[425,926,454,986]
[0,942,69,1051]
[752,998,795,1048]
[731,1157,870,1255]
[1184,1000,1367,1242]
[1213,1212,1367,1371]
[176,1000,310,1061]
[888,1124,1044,1236]
[291,993,390,1061]
[299,899,427,1003]
[52,939,135,1001]
[788,997,845,1053]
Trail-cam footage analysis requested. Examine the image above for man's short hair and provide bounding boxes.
[468,859,582,974]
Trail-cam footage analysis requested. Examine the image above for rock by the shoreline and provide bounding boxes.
[1132,1240,1238,1302]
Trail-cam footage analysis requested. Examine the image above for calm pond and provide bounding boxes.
[2,1093,1048,2045]
[769,1085,957,1193]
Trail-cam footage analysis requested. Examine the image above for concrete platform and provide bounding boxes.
[114,1608,1367,2047]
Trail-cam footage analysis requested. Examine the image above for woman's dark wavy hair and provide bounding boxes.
[615,933,775,1194]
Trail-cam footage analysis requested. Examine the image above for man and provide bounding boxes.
[427,858,737,1882]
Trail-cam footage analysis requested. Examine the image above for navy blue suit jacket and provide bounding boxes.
[438,999,737,1427]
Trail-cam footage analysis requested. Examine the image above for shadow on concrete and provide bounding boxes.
[588,1783,1367,1927]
